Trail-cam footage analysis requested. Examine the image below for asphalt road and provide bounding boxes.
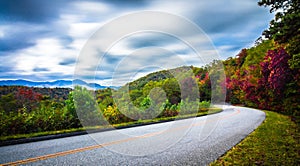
[0,106,265,165]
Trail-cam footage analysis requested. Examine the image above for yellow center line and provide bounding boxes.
[1,109,240,166]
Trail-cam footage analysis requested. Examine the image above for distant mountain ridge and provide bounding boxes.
[0,79,118,89]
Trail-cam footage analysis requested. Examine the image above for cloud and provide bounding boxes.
[33,67,49,72]
[0,73,74,82]
[101,0,149,8]
[59,59,76,66]
[0,66,13,73]
[0,0,68,23]
[92,47,196,86]
[0,0,274,85]
[146,0,273,59]
[0,23,39,52]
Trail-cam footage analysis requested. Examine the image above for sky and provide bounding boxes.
[0,0,274,86]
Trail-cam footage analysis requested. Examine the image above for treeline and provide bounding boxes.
[0,67,214,137]
[0,86,70,113]
[224,40,299,117]
[127,66,211,106]
[225,0,299,121]
[0,86,76,136]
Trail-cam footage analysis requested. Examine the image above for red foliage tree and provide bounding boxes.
[260,48,292,96]
[16,87,43,112]
[254,47,293,110]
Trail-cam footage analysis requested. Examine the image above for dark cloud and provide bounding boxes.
[59,59,76,66]
[0,0,149,24]
[103,53,122,63]
[0,39,35,52]
[0,0,69,23]
[0,66,13,73]
[191,4,268,34]
[0,31,37,53]
[196,14,243,34]
[0,0,74,52]
[100,0,149,8]
[33,67,49,72]
[0,23,73,54]
[173,49,190,55]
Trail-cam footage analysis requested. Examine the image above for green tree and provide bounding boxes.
[140,95,152,109]
[0,93,17,113]
[64,91,81,128]
[259,0,300,70]
[258,0,300,44]
[258,0,299,121]
[73,86,104,127]
[162,78,181,105]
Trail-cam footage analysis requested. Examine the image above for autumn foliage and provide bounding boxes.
[225,45,299,119]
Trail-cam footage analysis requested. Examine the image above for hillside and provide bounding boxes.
[0,65,214,137]
[121,65,211,106]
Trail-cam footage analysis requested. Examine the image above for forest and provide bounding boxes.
[0,66,215,137]
[225,0,299,119]
[0,0,299,138]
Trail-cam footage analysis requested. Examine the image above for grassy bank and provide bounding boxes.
[0,108,221,142]
[210,110,300,165]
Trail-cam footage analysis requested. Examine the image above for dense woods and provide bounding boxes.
[0,66,215,137]
[225,0,299,120]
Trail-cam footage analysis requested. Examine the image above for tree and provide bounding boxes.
[258,0,300,44]
[196,72,211,101]
[258,0,299,117]
[162,78,181,105]
[72,86,104,126]
[259,0,300,71]
[258,48,296,111]
[15,87,43,112]
[64,91,81,127]
[0,93,17,113]
[262,48,292,95]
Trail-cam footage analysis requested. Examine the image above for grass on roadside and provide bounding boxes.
[0,108,221,142]
[210,110,300,165]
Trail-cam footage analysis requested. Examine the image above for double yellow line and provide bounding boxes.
[1,109,240,166]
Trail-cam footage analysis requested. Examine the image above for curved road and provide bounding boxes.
[0,106,265,165]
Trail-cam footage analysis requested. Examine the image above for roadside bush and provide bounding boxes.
[103,105,130,124]
[199,101,210,112]
[178,99,199,115]
[0,85,214,137]
[73,86,104,126]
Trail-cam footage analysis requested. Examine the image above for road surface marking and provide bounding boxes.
[1,109,240,166]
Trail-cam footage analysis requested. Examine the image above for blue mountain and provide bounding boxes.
[0,79,117,89]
